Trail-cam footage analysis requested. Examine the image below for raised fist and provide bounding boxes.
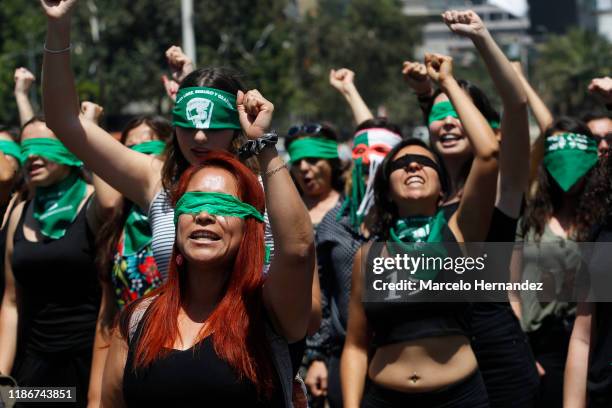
[165,45,195,83]
[402,61,432,96]
[161,75,180,102]
[40,0,78,20]
[588,77,612,104]
[80,101,104,124]
[236,89,274,140]
[14,67,36,94]
[442,10,487,39]
[425,53,454,85]
[329,68,356,94]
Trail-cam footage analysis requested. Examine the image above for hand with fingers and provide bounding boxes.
[305,360,328,398]
[442,9,487,40]
[329,68,356,95]
[236,89,274,140]
[588,77,612,104]
[161,75,180,102]
[80,101,104,124]
[165,45,195,83]
[402,61,432,97]
[425,53,454,86]
[14,67,36,95]
[40,0,78,20]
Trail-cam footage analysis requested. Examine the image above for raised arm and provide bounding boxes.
[14,67,36,126]
[40,0,161,210]
[425,53,499,242]
[236,90,315,342]
[161,46,195,102]
[340,247,370,408]
[511,62,553,134]
[588,76,612,107]
[563,301,593,408]
[443,10,529,217]
[0,202,25,375]
[402,61,435,124]
[329,68,374,126]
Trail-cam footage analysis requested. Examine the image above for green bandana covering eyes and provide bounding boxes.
[130,140,166,155]
[172,87,242,130]
[174,191,270,263]
[287,137,339,163]
[388,210,447,280]
[33,171,87,239]
[21,138,83,167]
[428,101,500,129]
[543,132,598,192]
[0,140,22,162]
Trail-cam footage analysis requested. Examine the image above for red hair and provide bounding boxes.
[120,151,275,398]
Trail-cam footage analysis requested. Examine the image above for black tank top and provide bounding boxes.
[11,198,100,354]
[362,221,469,347]
[123,308,301,408]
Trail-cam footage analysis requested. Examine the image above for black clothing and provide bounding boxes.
[10,198,100,408]
[12,199,100,354]
[586,228,612,407]
[123,306,302,408]
[444,203,539,407]
[361,370,489,408]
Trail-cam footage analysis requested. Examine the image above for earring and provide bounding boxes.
[176,254,184,266]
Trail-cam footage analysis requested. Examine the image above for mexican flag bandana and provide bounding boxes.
[339,127,402,230]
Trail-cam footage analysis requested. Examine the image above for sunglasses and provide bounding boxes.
[593,133,612,145]
[287,123,323,137]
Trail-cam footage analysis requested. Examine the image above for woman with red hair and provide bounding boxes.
[100,147,315,406]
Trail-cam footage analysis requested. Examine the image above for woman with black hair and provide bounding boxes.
[564,145,612,408]
[403,9,539,407]
[341,52,499,407]
[516,117,600,408]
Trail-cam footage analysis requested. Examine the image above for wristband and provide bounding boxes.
[238,132,278,160]
[43,43,73,54]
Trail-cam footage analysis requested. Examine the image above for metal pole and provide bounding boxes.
[181,0,197,65]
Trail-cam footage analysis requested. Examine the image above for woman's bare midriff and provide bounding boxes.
[368,335,478,392]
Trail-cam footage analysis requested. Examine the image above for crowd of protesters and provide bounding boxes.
[0,1,611,407]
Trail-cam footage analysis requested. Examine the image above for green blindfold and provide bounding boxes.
[172,87,242,130]
[288,137,339,163]
[543,132,598,192]
[21,138,83,167]
[0,140,22,162]
[428,101,500,129]
[130,140,167,156]
[174,191,264,225]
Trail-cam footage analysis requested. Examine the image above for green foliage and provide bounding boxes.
[0,0,421,135]
[532,28,612,116]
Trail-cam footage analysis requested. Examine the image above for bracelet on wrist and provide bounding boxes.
[43,43,73,54]
[238,132,278,160]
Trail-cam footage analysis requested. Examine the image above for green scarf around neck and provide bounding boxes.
[172,87,241,130]
[33,171,87,239]
[387,210,447,280]
[543,132,598,192]
[120,141,167,255]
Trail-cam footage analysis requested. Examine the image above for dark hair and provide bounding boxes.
[581,110,611,125]
[120,115,172,145]
[285,122,346,193]
[426,80,500,195]
[355,117,403,137]
[0,124,20,142]
[161,67,254,192]
[521,116,596,241]
[96,115,175,306]
[370,138,449,239]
